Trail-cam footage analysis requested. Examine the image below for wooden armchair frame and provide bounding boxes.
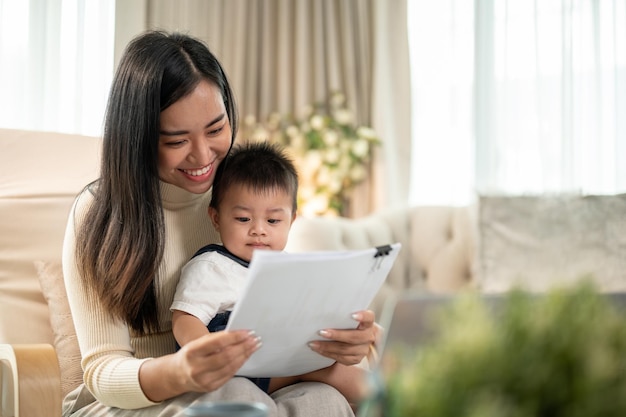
[0,344,61,417]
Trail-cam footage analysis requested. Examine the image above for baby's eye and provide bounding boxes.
[235,217,250,223]
[268,219,281,225]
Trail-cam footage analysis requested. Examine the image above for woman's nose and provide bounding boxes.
[188,136,211,165]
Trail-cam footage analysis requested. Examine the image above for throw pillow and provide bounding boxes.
[477,194,626,293]
[34,261,83,398]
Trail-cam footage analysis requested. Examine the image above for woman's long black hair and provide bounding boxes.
[76,31,238,334]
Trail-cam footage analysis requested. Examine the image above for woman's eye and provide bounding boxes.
[164,139,186,147]
[207,126,224,136]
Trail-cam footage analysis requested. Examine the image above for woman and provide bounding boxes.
[62,30,378,416]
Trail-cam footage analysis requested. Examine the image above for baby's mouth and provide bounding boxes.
[249,242,269,248]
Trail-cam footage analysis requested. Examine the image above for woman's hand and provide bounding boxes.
[139,330,260,401]
[308,310,382,366]
[178,330,261,392]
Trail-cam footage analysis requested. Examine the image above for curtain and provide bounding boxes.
[147,0,375,125]
[407,1,475,206]
[476,0,626,196]
[408,0,626,205]
[147,0,411,216]
[0,0,115,136]
[370,0,412,213]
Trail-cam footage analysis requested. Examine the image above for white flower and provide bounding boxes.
[351,139,370,158]
[310,115,325,130]
[302,151,323,176]
[323,148,341,164]
[357,126,377,140]
[286,125,300,138]
[323,130,339,147]
[327,174,343,193]
[316,165,332,186]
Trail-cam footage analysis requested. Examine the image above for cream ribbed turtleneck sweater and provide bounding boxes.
[62,182,220,409]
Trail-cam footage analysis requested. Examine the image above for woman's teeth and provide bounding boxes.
[182,165,210,176]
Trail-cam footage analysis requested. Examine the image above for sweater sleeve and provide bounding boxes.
[62,191,158,409]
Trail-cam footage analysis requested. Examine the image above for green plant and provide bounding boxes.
[240,92,379,217]
[385,283,626,417]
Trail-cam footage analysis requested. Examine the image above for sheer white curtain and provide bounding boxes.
[0,0,115,136]
[408,0,626,205]
[407,1,475,206]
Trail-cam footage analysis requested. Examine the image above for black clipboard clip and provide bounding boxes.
[372,244,394,271]
[374,244,393,258]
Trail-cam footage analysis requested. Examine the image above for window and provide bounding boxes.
[407,1,474,205]
[408,0,626,205]
[0,0,115,136]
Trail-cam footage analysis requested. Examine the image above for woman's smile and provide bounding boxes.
[179,162,214,181]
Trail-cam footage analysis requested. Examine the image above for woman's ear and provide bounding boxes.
[208,206,220,230]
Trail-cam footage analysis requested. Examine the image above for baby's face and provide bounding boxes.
[209,184,296,262]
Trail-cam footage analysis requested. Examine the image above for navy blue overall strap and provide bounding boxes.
[191,244,250,268]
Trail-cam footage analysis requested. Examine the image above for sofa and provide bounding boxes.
[0,128,477,417]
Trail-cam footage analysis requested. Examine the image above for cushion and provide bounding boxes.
[34,261,83,398]
[477,194,626,293]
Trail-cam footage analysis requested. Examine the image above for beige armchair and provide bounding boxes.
[0,128,100,417]
[0,128,476,416]
[0,344,61,417]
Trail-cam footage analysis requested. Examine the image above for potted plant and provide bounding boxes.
[381,283,626,417]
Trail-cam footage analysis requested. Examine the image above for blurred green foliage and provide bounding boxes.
[385,283,626,417]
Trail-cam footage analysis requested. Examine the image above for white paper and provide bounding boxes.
[225,243,402,377]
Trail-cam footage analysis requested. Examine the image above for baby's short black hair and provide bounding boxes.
[210,141,299,211]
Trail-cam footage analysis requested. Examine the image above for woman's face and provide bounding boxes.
[158,80,232,194]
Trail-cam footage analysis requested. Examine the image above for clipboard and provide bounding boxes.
[225,243,402,377]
